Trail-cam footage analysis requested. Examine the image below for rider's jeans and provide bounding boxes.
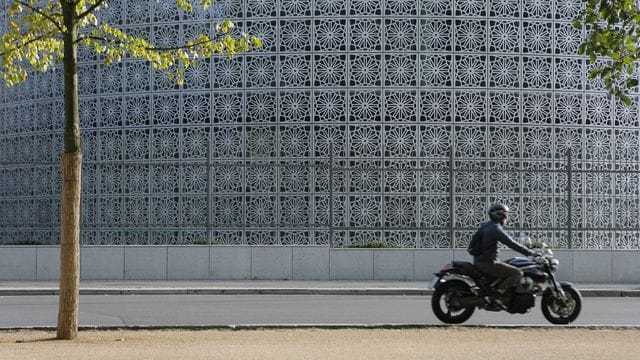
[474,260,523,291]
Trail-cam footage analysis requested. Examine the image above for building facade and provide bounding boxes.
[1,0,639,249]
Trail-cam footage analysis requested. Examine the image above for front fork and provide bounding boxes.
[547,272,568,301]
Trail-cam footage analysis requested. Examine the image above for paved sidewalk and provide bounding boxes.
[0,280,638,297]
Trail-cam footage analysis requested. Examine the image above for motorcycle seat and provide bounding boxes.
[452,260,493,280]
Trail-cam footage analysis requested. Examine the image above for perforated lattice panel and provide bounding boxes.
[0,0,639,248]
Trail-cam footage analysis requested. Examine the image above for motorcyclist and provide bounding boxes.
[472,203,537,299]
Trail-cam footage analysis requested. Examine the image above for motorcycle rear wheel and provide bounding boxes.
[541,284,582,325]
[431,281,475,324]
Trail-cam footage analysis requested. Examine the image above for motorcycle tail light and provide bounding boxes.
[440,263,454,272]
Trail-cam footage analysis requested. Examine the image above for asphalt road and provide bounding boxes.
[1,294,639,328]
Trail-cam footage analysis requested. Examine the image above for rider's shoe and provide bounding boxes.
[484,296,508,311]
[493,298,508,311]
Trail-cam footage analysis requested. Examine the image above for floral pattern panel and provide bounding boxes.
[0,0,639,249]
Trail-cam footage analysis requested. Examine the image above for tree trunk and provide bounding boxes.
[57,1,81,340]
[57,153,81,340]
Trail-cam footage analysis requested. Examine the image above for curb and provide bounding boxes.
[1,288,639,297]
[583,290,640,297]
[2,324,640,332]
[0,288,429,296]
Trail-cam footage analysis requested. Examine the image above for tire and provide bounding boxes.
[541,284,582,325]
[431,281,475,324]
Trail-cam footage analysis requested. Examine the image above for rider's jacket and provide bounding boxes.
[473,220,533,264]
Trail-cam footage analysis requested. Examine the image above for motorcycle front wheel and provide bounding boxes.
[541,284,582,325]
[431,281,475,324]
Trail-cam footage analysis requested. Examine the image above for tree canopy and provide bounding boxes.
[1,0,261,86]
[575,0,640,104]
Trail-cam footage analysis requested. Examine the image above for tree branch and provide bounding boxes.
[77,33,224,51]
[146,38,218,52]
[77,0,107,21]
[77,34,108,44]
[15,0,64,32]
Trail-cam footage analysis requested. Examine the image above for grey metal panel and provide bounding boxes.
[330,249,374,280]
[251,246,293,280]
[167,246,210,280]
[210,246,251,280]
[36,246,60,281]
[81,246,125,280]
[0,246,36,280]
[124,246,167,280]
[292,246,330,280]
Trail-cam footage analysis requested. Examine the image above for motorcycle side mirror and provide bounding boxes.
[520,235,532,248]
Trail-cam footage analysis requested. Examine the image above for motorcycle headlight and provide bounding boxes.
[550,258,559,271]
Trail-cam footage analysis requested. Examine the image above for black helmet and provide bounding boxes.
[488,203,509,222]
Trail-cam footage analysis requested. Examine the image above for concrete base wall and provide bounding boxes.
[0,246,638,283]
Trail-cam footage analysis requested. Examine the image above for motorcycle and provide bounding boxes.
[428,241,582,325]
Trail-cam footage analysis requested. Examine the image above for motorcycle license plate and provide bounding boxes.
[428,276,440,289]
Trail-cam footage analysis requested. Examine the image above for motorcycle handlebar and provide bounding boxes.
[531,252,548,265]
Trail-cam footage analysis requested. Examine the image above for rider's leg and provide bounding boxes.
[475,261,523,293]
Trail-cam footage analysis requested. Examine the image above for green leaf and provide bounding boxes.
[578,43,587,55]
[620,93,633,106]
[251,37,263,48]
[625,37,636,51]
[572,19,583,29]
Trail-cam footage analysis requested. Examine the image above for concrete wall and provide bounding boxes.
[0,246,639,283]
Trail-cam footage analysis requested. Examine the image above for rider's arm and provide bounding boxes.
[495,227,534,257]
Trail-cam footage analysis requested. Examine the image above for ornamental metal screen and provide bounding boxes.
[1,0,640,248]
[2,149,640,248]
